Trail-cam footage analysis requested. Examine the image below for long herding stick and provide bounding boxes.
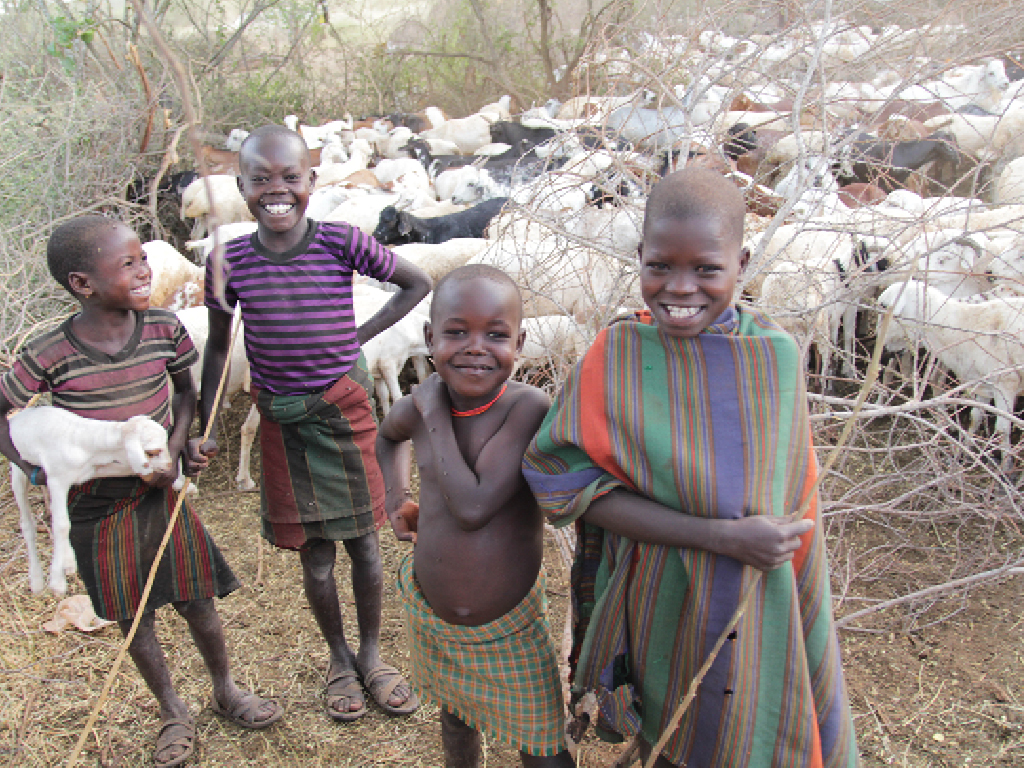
[66,316,242,768]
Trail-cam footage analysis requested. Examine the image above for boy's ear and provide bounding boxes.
[516,326,526,354]
[308,168,317,187]
[636,242,643,262]
[237,175,245,194]
[68,271,92,298]
[423,320,433,350]
[738,245,751,274]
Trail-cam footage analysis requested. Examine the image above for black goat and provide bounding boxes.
[372,197,510,246]
[836,131,964,192]
[488,121,556,153]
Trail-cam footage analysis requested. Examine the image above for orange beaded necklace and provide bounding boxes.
[450,383,508,417]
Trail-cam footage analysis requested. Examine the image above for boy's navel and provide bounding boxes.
[453,606,472,619]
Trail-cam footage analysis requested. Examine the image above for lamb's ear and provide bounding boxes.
[123,420,150,476]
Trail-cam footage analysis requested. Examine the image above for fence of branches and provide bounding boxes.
[2,0,1024,640]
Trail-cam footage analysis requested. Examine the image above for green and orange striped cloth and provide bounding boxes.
[523,307,857,768]
[254,356,386,550]
[398,555,567,757]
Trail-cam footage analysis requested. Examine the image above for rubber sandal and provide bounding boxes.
[210,691,283,730]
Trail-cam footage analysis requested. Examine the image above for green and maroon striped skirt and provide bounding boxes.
[68,478,239,622]
[255,357,386,550]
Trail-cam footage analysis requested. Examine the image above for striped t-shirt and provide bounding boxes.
[205,220,396,395]
[0,309,197,428]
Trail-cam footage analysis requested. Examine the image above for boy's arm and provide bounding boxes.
[0,391,43,482]
[376,396,419,541]
[191,307,233,458]
[356,256,431,345]
[148,368,200,488]
[414,374,551,532]
[583,489,814,572]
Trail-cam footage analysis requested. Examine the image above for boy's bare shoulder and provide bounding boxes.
[505,381,551,422]
[378,392,423,440]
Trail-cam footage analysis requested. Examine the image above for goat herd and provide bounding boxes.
[134,19,1024,475]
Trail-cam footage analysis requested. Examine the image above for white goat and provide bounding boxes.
[141,241,204,310]
[9,407,172,595]
[878,279,1024,470]
[180,175,254,239]
[176,308,258,492]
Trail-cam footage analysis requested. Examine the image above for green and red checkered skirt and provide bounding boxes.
[68,478,239,622]
[399,554,567,757]
[254,357,386,550]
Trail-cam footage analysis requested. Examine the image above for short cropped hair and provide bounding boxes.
[239,125,310,171]
[644,167,745,244]
[47,215,125,295]
[431,264,523,324]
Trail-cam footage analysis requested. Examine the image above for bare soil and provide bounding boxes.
[0,403,1022,766]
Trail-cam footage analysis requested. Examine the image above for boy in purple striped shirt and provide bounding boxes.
[196,125,431,722]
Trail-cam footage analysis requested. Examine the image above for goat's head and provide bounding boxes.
[122,416,172,482]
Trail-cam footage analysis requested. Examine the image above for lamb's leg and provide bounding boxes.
[374,376,391,416]
[993,391,1015,473]
[411,354,432,383]
[12,467,45,594]
[236,404,259,491]
[385,362,403,414]
[172,459,199,495]
[45,480,72,596]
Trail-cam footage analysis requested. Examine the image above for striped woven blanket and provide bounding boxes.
[523,307,857,768]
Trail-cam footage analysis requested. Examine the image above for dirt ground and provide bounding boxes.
[1,403,1022,767]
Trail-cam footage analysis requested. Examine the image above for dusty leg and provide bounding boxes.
[173,598,280,725]
[441,708,482,768]
[119,613,192,765]
[299,539,363,718]
[344,530,415,710]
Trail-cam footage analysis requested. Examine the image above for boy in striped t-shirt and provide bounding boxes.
[0,216,282,768]
[197,125,431,722]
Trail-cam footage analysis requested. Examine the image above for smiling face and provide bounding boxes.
[71,224,151,311]
[425,276,525,409]
[238,131,315,251]
[638,214,748,339]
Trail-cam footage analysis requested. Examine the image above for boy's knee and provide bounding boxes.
[172,598,216,623]
[300,539,338,581]
[343,531,381,565]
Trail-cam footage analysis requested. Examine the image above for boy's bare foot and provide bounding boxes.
[358,660,420,715]
[211,690,283,729]
[326,663,367,722]
[154,715,195,768]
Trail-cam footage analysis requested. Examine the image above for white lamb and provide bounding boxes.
[141,240,204,310]
[352,284,431,413]
[877,279,1024,470]
[9,407,172,595]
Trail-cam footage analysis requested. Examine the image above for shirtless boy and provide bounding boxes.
[377,264,574,767]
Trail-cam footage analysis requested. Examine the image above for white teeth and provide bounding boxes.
[264,203,293,215]
[132,286,151,297]
[666,306,701,319]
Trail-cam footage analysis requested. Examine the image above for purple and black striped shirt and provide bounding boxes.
[204,220,396,395]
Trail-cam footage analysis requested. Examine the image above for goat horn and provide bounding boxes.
[953,236,983,260]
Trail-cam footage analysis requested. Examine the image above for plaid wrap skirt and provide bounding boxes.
[399,554,567,756]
